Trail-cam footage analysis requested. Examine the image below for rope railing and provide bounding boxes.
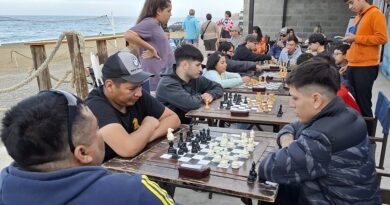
[0,31,85,94]
[0,15,108,23]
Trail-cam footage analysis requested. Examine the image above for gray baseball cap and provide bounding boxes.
[102,51,154,84]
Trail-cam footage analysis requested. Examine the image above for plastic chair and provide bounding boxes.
[370,92,390,169]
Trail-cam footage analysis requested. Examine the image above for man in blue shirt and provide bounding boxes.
[267,27,289,60]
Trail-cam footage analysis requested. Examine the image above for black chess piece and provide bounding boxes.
[224,92,228,101]
[179,132,184,146]
[186,131,192,142]
[238,94,242,103]
[226,102,231,110]
[168,141,176,154]
[206,128,211,141]
[182,143,189,153]
[247,162,258,183]
[178,146,184,155]
[220,101,224,109]
[277,105,284,117]
[244,97,248,104]
[189,124,193,133]
[191,141,198,153]
[228,92,232,99]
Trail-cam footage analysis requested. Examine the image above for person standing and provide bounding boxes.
[201,13,219,51]
[217,10,234,39]
[341,0,388,117]
[125,0,175,91]
[183,9,200,47]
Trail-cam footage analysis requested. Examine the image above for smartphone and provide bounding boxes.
[334,36,345,39]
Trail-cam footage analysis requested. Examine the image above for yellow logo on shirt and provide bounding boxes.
[132,118,140,130]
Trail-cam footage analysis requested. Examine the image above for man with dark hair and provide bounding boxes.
[342,0,388,117]
[218,41,262,73]
[267,27,289,60]
[278,35,302,65]
[86,51,180,162]
[0,90,178,205]
[233,34,272,62]
[229,26,244,48]
[307,33,329,56]
[258,57,380,204]
[156,45,223,124]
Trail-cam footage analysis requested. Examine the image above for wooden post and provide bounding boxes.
[66,34,88,99]
[96,40,108,65]
[30,45,52,91]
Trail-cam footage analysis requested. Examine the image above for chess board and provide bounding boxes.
[240,82,283,91]
[219,92,276,114]
[258,71,283,79]
[157,128,268,172]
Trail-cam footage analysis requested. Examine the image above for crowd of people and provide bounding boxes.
[0,0,388,204]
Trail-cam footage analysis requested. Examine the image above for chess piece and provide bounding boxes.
[191,141,199,153]
[231,155,240,169]
[205,100,210,110]
[247,162,258,183]
[168,141,176,154]
[212,154,222,162]
[220,101,224,109]
[166,128,175,141]
[224,92,228,101]
[178,145,184,155]
[186,131,192,142]
[240,147,249,158]
[228,92,232,99]
[207,147,215,157]
[277,105,284,117]
[179,132,184,146]
[244,97,248,104]
[250,130,255,139]
[189,124,193,133]
[264,102,269,113]
[206,128,211,141]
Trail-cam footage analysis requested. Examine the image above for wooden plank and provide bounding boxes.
[66,34,88,99]
[30,45,52,91]
[96,40,108,65]
[103,125,279,202]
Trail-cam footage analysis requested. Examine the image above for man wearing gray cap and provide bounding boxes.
[267,27,289,60]
[86,51,180,162]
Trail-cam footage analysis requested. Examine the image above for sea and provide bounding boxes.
[0,15,188,45]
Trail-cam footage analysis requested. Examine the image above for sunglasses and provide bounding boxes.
[40,89,79,153]
[280,34,287,37]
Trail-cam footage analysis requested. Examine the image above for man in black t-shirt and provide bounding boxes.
[86,51,181,162]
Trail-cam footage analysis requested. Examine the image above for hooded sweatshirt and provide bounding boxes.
[0,163,177,205]
[182,16,200,40]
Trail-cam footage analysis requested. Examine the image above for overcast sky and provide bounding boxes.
[0,0,244,17]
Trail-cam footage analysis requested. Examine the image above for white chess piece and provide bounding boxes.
[208,148,214,157]
[231,155,240,169]
[212,154,222,162]
[250,130,255,139]
[240,147,249,158]
[166,128,175,141]
[219,159,229,168]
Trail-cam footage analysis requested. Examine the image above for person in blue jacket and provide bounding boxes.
[258,57,381,205]
[182,9,200,46]
[203,51,251,88]
[0,89,179,205]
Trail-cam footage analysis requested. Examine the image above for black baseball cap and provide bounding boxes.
[102,51,154,84]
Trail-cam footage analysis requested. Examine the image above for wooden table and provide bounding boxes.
[186,95,297,130]
[103,125,279,203]
[225,83,290,96]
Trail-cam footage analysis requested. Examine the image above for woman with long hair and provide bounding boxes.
[125,0,175,91]
[252,26,267,55]
[203,51,250,88]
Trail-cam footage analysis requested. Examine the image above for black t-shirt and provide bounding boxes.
[85,86,165,161]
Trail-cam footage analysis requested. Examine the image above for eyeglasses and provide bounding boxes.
[333,52,343,56]
[40,89,78,153]
[280,34,287,37]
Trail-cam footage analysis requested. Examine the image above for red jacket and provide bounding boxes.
[337,84,361,114]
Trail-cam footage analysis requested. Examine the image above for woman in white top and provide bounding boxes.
[203,51,250,88]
